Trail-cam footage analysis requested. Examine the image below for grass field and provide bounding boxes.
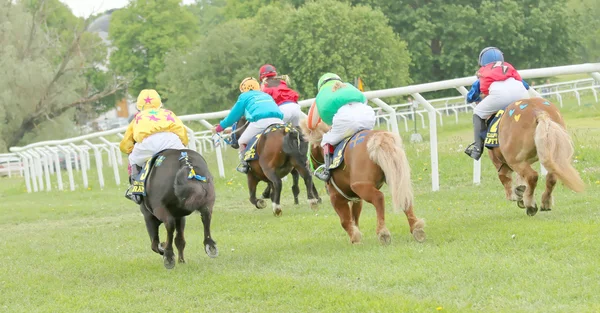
[1,94,599,312]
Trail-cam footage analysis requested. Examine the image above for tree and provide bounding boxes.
[356,0,578,84]
[569,0,600,62]
[0,1,125,150]
[158,4,292,113]
[108,0,198,96]
[277,0,411,97]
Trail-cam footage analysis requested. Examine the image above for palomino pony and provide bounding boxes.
[232,116,319,216]
[139,149,218,269]
[300,120,426,245]
[486,97,584,216]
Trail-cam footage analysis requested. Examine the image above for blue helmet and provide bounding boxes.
[478,47,504,66]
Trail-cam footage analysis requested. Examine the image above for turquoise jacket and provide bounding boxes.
[315,82,366,125]
[219,90,283,128]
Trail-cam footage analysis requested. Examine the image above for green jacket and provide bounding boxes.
[315,82,367,125]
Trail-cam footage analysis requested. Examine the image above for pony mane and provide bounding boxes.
[299,118,331,148]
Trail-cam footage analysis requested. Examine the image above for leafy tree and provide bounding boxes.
[569,0,600,62]
[351,0,578,84]
[277,0,411,97]
[0,1,125,150]
[109,0,198,96]
[159,4,292,113]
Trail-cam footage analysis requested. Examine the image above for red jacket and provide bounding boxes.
[261,80,299,105]
[477,61,522,95]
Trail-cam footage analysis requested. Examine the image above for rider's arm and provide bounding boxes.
[219,95,247,129]
[466,79,482,103]
[119,120,136,154]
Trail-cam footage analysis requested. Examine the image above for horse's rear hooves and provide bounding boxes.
[540,207,552,212]
[517,200,525,209]
[378,232,392,246]
[526,205,538,216]
[515,185,526,197]
[308,198,319,211]
[205,244,218,258]
[163,255,175,269]
[158,242,166,254]
[256,199,267,209]
[412,228,426,243]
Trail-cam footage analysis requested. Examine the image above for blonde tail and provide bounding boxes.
[534,112,585,192]
[366,132,414,212]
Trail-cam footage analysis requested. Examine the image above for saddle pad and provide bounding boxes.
[131,154,165,196]
[484,109,505,148]
[330,131,368,170]
[243,123,293,162]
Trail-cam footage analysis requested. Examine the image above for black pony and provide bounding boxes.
[140,149,218,269]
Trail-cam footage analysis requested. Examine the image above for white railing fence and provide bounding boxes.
[8,63,600,193]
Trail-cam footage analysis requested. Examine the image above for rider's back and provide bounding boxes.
[316,82,367,125]
[262,78,299,105]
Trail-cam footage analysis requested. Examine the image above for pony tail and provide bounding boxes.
[331,81,346,92]
[366,132,415,213]
[534,112,585,192]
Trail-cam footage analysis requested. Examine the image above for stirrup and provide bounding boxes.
[464,143,482,160]
[124,186,142,204]
[236,162,249,174]
[314,165,330,182]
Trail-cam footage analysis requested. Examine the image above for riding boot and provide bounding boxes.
[237,145,249,174]
[464,114,486,161]
[125,165,142,204]
[314,144,333,182]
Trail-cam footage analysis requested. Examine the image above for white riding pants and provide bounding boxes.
[128,132,185,167]
[321,102,376,148]
[474,78,530,119]
[279,102,307,127]
[237,117,284,146]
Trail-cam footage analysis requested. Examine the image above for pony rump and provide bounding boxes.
[299,118,330,147]
[173,166,213,212]
[366,132,414,212]
[534,111,585,192]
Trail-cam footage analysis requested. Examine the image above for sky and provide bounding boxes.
[59,0,195,17]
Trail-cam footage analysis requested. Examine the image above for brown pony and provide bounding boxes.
[233,116,319,216]
[486,97,585,216]
[300,120,426,245]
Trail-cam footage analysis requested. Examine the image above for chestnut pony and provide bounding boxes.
[486,97,584,216]
[233,116,319,216]
[300,120,425,245]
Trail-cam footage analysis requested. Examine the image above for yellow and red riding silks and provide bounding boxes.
[119,89,188,154]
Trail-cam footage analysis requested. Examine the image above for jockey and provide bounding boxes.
[213,77,284,173]
[259,64,307,127]
[464,47,531,160]
[312,73,376,181]
[120,89,188,203]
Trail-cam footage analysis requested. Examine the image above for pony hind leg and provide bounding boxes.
[291,169,300,205]
[351,200,363,228]
[403,205,426,242]
[350,181,391,245]
[291,158,319,211]
[331,192,361,244]
[263,169,283,216]
[174,217,186,264]
[512,162,540,216]
[142,207,163,256]
[162,216,177,269]
[200,205,218,258]
[541,172,558,211]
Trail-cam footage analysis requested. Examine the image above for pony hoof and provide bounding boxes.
[526,205,538,216]
[158,242,166,254]
[517,200,525,209]
[163,255,175,269]
[256,199,267,209]
[378,232,392,246]
[205,244,218,258]
[272,204,282,216]
[514,185,526,198]
[412,228,426,243]
[308,199,319,211]
[540,207,551,212]
[178,258,186,264]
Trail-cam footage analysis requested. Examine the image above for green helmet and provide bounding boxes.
[317,73,342,91]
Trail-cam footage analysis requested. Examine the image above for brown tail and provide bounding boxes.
[366,132,413,213]
[534,112,585,192]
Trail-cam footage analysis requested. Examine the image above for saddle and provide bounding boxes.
[131,153,166,196]
[241,123,294,162]
[329,130,369,170]
[481,109,505,149]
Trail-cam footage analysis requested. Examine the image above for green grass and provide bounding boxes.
[1,95,599,312]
